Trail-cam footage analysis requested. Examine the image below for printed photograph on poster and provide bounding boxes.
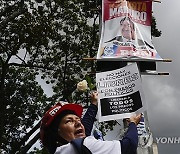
[97,0,162,60]
[96,63,146,122]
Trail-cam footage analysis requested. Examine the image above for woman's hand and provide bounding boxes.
[128,114,142,125]
[90,91,98,106]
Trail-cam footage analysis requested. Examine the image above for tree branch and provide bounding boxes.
[8,62,54,70]
[18,121,41,148]
[15,55,27,64]
[0,56,4,65]
[20,131,40,154]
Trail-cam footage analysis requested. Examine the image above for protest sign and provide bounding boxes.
[96,63,146,122]
[97,0,162,60]
[137,114,153,148]
[137,115,147,136]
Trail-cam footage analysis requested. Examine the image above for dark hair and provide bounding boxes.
[42,110,77,154]
[120,16,135,30]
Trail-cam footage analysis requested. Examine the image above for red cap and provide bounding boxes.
[40,102,83,144]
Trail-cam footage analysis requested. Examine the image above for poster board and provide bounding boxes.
[97,0,162,61]
[96,63,146,122]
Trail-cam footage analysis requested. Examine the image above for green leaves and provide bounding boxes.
[151,16,162,37]
[0,0,100,151]
[85,74,96,91]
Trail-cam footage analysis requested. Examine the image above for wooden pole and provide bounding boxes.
[83,57,172,62]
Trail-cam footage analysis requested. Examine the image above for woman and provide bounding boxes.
[40,91,141,154]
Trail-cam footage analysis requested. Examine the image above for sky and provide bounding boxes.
[30,0,180,153]
[142,0,180,153]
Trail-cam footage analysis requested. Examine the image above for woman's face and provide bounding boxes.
[58,114,86,142]
[121,19,135,40]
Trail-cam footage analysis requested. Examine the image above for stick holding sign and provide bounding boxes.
[96,63,146,122]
